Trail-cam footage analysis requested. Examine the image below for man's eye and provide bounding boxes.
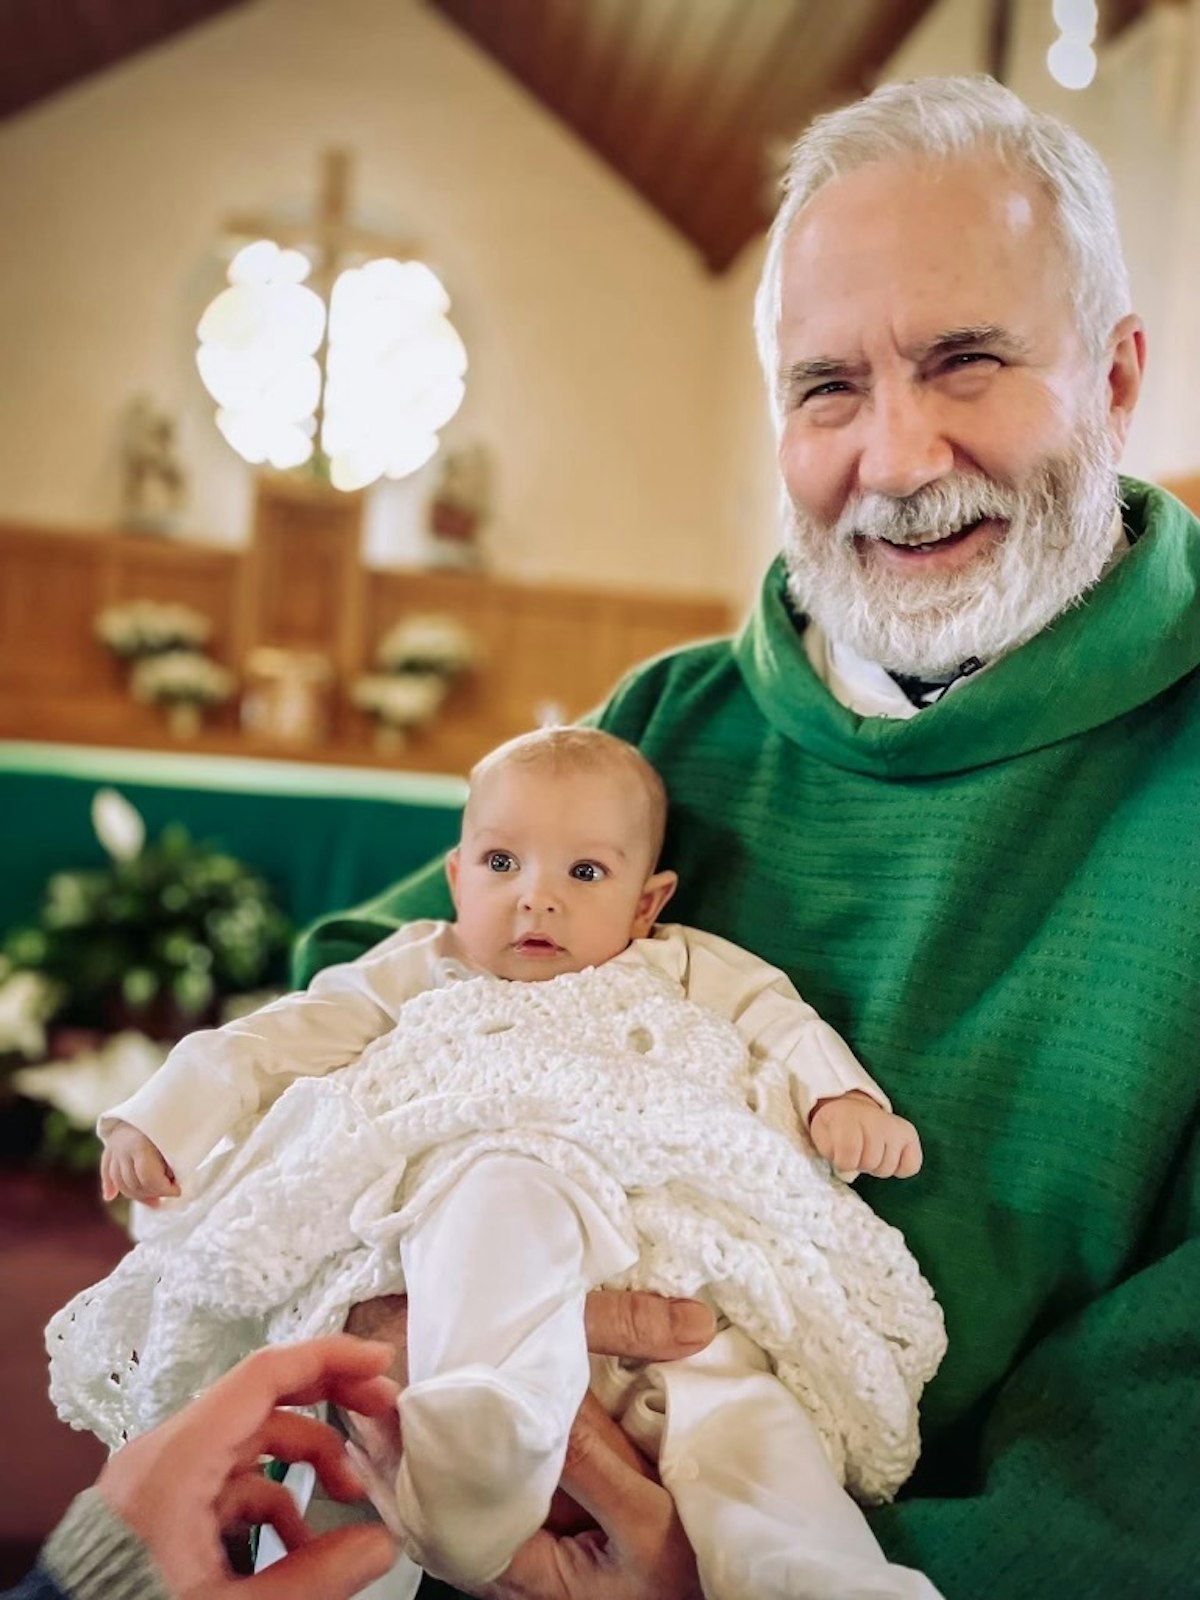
[486,852,516,872]
[803,381,849,402]
[569,862,606,883]
[944,352,999,372]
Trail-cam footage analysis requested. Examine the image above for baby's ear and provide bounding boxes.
[633,869,678,938]
[445,848,461,909]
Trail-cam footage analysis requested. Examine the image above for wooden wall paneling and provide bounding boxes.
[0,520,733,772]
[108,537,244,660]
[0,527,113,696]
[245,477,365,662]
[244,476,367,740]
[499,586,621,731]
[355,568,508,757]
[605,593,732,690]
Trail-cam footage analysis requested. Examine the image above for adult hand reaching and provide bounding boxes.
[95,1334,401,1598]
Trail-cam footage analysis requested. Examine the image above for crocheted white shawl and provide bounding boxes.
[48,962,946,1503]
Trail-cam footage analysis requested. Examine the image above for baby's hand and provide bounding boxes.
[100,1121,180,1205]
[809,1091,922,1179]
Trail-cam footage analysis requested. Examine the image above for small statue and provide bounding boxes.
[121,397,187,534]
[427,442,492,569]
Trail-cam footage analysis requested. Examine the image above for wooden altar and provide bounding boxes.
[0,476,733,775]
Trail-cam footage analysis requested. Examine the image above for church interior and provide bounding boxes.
[0,0,1194,1581]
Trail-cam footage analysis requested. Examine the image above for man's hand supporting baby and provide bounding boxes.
[343,1289,714,1599]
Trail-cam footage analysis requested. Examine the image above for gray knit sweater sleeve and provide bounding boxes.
[38,1489,171,1600]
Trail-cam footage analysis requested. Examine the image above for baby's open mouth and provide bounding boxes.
[515,936,563,953]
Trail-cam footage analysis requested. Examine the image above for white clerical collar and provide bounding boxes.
[803,509,1130,720]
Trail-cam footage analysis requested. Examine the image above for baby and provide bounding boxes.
[49,728,945,1600]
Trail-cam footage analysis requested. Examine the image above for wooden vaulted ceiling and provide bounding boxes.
[429,0,1169,272]
[0,0,248,123]
[431,0,942,271]
[0,0,1168,274]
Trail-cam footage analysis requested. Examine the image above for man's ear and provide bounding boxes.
[631,869,678,940]
[445,847,461,911]
[1105,313,1145,456]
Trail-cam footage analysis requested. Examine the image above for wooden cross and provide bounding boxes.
[220,149,421,506]
[222,148,418,302]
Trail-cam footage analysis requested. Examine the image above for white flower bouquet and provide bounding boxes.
[0,966,61,1060]
[130,650,235,708]
[375,614,478,676]
[95,600,212,659]
[13,1031,168,1134]
[351,671,447,729]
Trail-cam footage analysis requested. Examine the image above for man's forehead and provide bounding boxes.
[776,154,1071,356]
[786,152,1046,252]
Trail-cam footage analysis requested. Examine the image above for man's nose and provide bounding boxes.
[856,384,954,499]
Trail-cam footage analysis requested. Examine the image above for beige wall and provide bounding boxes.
[4,0,1195,616]
[0,0,732,596]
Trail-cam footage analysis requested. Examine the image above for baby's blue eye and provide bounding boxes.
[486,851,517,873]
[570,862,606,883]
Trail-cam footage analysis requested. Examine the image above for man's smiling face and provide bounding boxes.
[774,154,1133,675]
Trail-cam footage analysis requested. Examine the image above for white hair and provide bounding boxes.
[754,75,1131,425]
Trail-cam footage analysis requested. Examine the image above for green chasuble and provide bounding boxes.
[297,479,1200,1598]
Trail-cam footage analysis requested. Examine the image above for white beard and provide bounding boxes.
[781,416,1121,677]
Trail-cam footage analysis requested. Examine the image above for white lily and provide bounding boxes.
[92,788,146,862]
[14,1032,168,1130]
[0,970,59,1058]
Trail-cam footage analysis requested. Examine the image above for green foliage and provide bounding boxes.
[40,1109,102,1173]
[3,825,291,1033]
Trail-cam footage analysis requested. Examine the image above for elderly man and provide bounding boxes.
[317,76,1197,1599]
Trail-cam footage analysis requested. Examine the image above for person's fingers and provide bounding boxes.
[874,1142,901,1179]
[575,1392,654,1479]
[859,1127,884,1174]
[99,1150,117,1203]
[583,1289,716,1360]
[560,1398,673,1552]
[340,1404,402,1478]
[836,1127,863,1172]
[216,1472,312,1550]
[116,1153,158,1205]
[239,1522,397,1600]
[480,1526,572,1600]
[342,1297,409,1384]
[251,1410,372,1503]
[132,1148,177,1198]
[896,1135,923,1178]
[182,1338,399,1456]
[808,1117,834,1160]
[557,1409,699,1599]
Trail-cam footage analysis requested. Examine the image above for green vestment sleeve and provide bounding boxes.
[292,853,454,987]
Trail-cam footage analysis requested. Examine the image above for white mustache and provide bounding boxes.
[836,476,1021,547]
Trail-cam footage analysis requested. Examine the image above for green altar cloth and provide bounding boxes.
[0,742,465,937]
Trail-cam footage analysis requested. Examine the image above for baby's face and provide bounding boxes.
[446,762,673,981]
